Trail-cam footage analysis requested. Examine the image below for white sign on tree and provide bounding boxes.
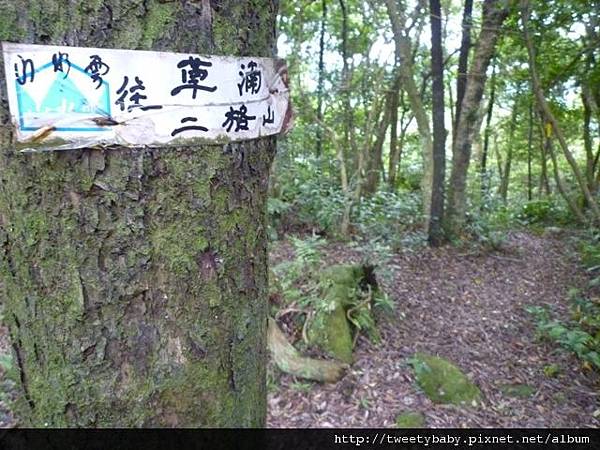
[2,43,293,152]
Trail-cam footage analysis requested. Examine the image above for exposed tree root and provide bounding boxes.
[268,317,347,383]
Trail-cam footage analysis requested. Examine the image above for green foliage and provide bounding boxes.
[526,293,600,370]
[515,199,573,227]
[354,191,424,243]
[395,411,425,428]
[271,235,325,310]
[269,152,425,243]
[517,199,555,224]
[543,363,560,377]
[373,290,394,314]
[289,235,325,266]
[462,192,578,250]
[267,197,293,240]
[266,367,280,394]
[270,155,348,235]
[276,0,600,246]
[358,396,372,410]
[579,236,600,272]
[463,203,513,250]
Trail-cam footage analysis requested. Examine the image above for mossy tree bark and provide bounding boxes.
[0,0,278,427]
[446,0,511,236]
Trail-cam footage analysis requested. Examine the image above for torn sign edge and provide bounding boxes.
[1,42,294,152]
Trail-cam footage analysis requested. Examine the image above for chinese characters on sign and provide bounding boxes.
[85,55,110,89]
[115,75,162,112]
[2,42,292,151]
[171,56,217,99]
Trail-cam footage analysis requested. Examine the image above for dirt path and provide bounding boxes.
[267,232,600,427]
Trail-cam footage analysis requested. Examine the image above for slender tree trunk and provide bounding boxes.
[446,0,510,236]
[499,97,519,202]
[543,124,586,222]
[527,101,534,201]
[584,10,600,174]
[494,133,503,184]
[583,83,599,196]
[448,79,455,134]
[389,103,412,190]
[388,79,400,189]
[336,138,351,237]
[364,74,399,196]
[480,61,496,204]
[364,98,391,195]
[312,113,351,237]
[316,0,327,159]
[364,113,388,196]
[339,0,350,140]
[583,87,595,197]
[359,85,384,194]
[385,0,434,229]
[537,119,551,196]
[338,0,354,236]
[0,0,278,427]
[428,0,446,246]
[588,74,600,183]
[453,0,473,146]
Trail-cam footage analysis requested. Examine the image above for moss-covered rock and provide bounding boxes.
[500,383,536,398]
[395,411,425,428]
[410,353,481,405]
[311,302,354,364]
[307,265,368,364]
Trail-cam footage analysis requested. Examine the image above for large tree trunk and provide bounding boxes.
[453,0,473,146]
[446,0,510,236]
[0,0,277,427]
[428,0,446,246]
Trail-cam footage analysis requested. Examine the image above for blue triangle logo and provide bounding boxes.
[16,60,111,132]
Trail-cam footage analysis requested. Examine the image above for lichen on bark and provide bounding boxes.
[0,0,279,427]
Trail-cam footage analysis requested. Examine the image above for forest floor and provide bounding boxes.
[267,231,600,427]
[0,231,598,427]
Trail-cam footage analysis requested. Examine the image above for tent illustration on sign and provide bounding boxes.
[16,60,111,132]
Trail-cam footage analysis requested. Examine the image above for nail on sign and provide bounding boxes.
[2,42,293,152]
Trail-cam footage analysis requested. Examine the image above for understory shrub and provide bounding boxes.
[526,237,600,370]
